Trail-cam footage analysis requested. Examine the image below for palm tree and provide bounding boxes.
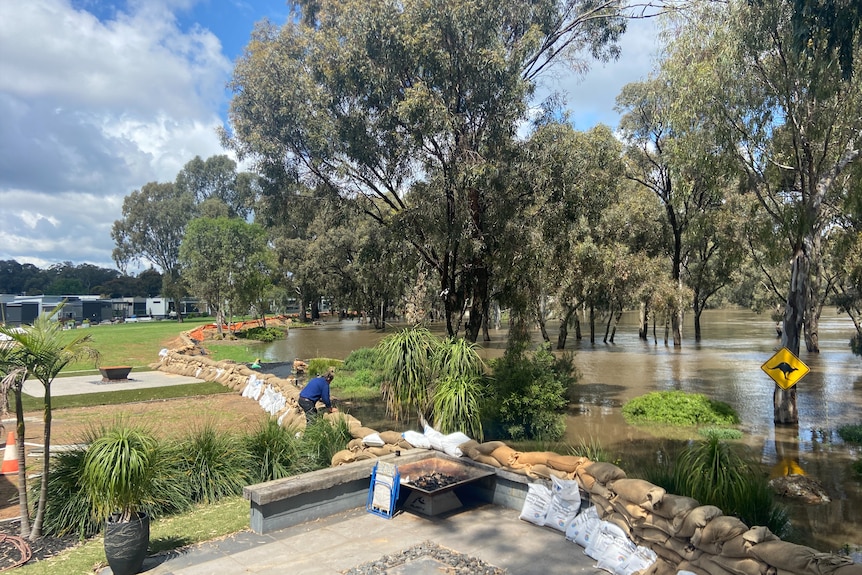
[0,342,31,536]
[0,306,99,539]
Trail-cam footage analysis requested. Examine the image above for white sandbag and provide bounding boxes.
[423,423,445,451]
[586,520,634,561]
[545,494,580,532]
[363,433,386,447]
[619,546,658,575]
[595,535,638,575]
[551,475,582,503]
[519,482,552,526]
[441,432,472,457]
[267,391,285,415]
[567,503,601,547]
[277,408,293,426]
[402,430,432,449]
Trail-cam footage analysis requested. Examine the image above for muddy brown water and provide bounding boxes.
[260,310,862,552]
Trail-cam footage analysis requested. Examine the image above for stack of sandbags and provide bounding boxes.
[331,424,417,466]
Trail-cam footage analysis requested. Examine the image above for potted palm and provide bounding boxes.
[83,425,158,575]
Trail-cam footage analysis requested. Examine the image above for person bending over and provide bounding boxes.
[298,370,337,423]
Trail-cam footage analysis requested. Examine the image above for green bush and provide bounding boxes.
[852,459,862,477]
[240,326,286,342]
[838,423,862,444]
[342,347,380,371]
[306,358,343,378]
[488,342,574,442]
[244,417,302,483]
[174,423,251,504]
[42,445,100,538]
[622,390,740,427]
[296,416,353,471]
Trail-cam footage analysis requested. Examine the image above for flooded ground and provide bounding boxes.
[260,309,862,552]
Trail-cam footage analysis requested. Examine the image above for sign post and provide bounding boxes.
[761,347,810,390]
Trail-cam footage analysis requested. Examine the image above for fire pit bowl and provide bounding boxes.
[99,366,133,382]
[398,457,495,495]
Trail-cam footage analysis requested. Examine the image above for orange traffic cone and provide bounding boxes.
[1,432,18,474]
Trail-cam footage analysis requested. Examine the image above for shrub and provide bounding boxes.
[306,358,343,378]
[568,436,612,463]
[333,368,383,397]
[43,445,100,538]
[838,423,862,444]
[342,347,380,371]
[174,422,251,504]
[296,416,353,471]
[431,375,487,440]
[244,417,302,483]
[622,390,740,427]
[488,342,573,442]
[240,326,286,342]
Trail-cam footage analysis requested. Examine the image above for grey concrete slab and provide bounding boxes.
[23,370,206,397]
[139,505,606,575]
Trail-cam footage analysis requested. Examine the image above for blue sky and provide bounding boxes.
[0,0,659,274]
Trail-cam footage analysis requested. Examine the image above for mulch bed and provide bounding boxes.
[0,519,85,570]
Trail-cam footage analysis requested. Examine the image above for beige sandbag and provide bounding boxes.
[547,454,589,473]
[473,454,502,468]
[353,450,378,461]
[674,505,723,539]
[513,451,557,466]
[475,440,507,455]
[576,469,597,490]
[644,557,679,575]
[678,561,712,575]
[691,516,749,554]
[748,541,855,575]
[458,439,481,458]
[610,495,650,524]
[396,439,414,450]
[833,566,862,575]
[526,463,552,479]
[610,478,666,506]
[665,536,704,561]
[366,445,399,456]
[350,426,379,440]
[721,527,779,558]
[588,479,613,499]
[331,450,357,466]
[641,512,676,536]
[590,493,614,518]
[490,445,518,466]
[379,430,404,445]
[632,525,671,545]
[704,556,772,575]
[347,438,365,451]
[648,493,700,519]
[648,542,684,565]
[583,461,627,484]
[691,556,738,575]
[605,511,634,538]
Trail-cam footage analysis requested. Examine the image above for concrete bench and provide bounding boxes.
[243,450,542,534]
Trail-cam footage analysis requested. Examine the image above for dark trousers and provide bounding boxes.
[298,396,318,424]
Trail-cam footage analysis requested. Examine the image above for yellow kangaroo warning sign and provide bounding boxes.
[761,347,810,390]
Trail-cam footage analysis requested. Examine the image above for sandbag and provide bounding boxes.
[490,445,519,467]
[747,541,855,575]
[545,493,580,532]
[678,561,711,575]
[640,512,675,536]
[350,426,379,440]
[366,444,399,456]
[526,464,552,479]
[664,536,704,561]
[721,527,779,558]
[584,461,627,484]
[611,496,650,524]
[610,478,666,507]
[458,439,481,459]
[643,557,678,575]
[441,431,472,457]
[402,430,432,449]
[519,482,552,526]
[631,526,670,545]
[648,541,684,565]
[472,454,502,467]
[379,430,404,445]
[704,556,772,575]
[586,519,635,562]
[691,516,749,554]
[674,505,723,539]
[347,438,365,451]
[423,423,445,451]
[551,474,582,502]
[547,454,590,473]
[331,450,357,466]
[362,432,385,447]
[513,451,557,466]
[648,493,700,519]
[474,440,507,455]
[620,546,658,575]
[691,557,738,575]
[591,494,615,519]
[567,504,601,547]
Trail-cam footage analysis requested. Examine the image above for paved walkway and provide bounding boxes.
[130,504,604,575]
[21,370,206,397]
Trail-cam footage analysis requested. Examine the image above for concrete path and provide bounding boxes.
[128,504,605,575]
[22,370,206,397]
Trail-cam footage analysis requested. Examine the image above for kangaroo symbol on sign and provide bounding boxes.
[768,362,798,380]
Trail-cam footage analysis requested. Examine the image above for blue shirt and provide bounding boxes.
[300,376,331,408]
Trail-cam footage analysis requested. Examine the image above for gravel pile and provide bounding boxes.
[344,540,506,575]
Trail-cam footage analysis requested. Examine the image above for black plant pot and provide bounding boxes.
[104,512,149,575]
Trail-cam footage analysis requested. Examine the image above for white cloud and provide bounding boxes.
[0,0,232,271]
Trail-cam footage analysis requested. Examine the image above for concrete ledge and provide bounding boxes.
[243,450,545,534]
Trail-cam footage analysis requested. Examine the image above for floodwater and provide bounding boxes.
[260,309,862,552]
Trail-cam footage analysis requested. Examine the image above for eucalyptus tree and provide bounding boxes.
[179,218,269,338]
[175,155,258,220]
[662,0,861,422]
[617,74,734,346]
[225,0,629,342]
[0,307,99,540]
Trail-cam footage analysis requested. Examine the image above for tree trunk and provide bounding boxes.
[639,301,649,340]
[30,384,52,539]
[589,305,595,344]
[557,307,576,350]
[603,305,613,343]
[609,308,623,343]
[777,248,808,424]
[693,291,703,342]
[13,384,30,538]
